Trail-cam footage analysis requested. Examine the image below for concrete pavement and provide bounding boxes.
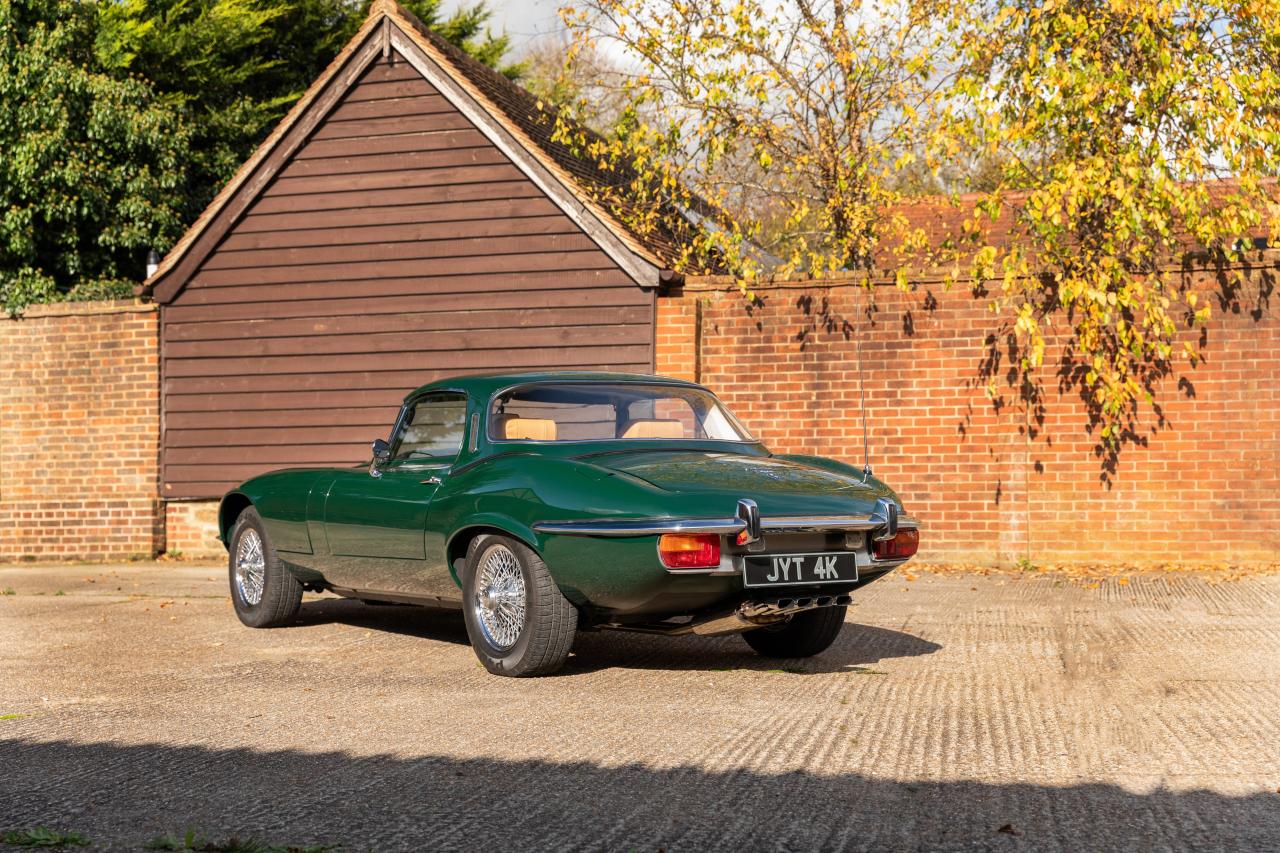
[1,561,1278,851]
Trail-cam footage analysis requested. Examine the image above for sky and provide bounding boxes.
[441,0,568,47]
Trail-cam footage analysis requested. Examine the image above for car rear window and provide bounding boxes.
[488,383,754,443]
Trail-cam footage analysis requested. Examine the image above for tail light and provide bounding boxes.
[873,528,919,560]
[658,533,721,569]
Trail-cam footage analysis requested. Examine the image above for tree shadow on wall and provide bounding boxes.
[2,739,1277,851]
[971,257,1276,487]
[743,257,1275,490]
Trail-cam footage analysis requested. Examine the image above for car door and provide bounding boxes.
[320,392,468,594]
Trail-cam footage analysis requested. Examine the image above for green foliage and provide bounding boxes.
[95,0,296,222]
[2,0,515,314]
[0,827,89,848]
[0,0,190,314]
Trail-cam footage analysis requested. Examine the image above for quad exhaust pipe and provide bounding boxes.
[601,594,853,637]
[687,593,853,637]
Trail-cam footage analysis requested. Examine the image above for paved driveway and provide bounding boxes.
[1,562,1278,852]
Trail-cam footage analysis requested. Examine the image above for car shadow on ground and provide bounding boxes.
[0,739,1274,851]
[564,622,941,676]
[292,598,941,676]
[294,596,471,646]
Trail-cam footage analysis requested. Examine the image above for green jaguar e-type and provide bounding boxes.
[219,372,919,676]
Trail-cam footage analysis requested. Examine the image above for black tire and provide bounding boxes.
[742,605,847,658]
[461,534,577,677]
[228,507,303,629]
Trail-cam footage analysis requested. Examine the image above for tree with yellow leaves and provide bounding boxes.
[557,0,1280,467]
[555,0,943,284]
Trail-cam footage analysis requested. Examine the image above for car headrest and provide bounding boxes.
[494,415,557,441]
[620,419,685,439]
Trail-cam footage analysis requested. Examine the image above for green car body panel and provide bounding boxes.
[219,371,916,624]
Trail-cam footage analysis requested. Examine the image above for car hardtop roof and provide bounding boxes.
[403,371,707,402]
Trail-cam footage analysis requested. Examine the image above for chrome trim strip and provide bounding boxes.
[534,512,917,538]
[760,516,879,532]
[532,518,747,537]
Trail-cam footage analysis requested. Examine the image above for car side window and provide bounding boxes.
[391,393,468,462]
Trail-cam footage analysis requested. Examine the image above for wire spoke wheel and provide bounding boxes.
[234,527,266,606]
[472,544,527,651]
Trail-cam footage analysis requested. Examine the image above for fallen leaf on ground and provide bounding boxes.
[997,823,1020,835]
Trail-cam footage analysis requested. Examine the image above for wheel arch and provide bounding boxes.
[218,491,254,548]
[445,517,541,586]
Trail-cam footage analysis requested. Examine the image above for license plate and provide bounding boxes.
[742,552,860,588]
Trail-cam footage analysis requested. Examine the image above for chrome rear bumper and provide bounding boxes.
[534,497,918,542]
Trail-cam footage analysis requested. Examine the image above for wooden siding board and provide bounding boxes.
[324,92,456,123]
[309,110,475,140]
[264,162,523,197]
[172,445,390,466]
[246,181,544,215]
[161,53,655,498]
[236,197,562,234]
[165,342,657,381]
[165,323,653,361]
[168,425,388,448]
[168,273,643,307]
[219,215,581,252]
[162,282,648,322]
[292,129,490,160]
[200,232,595,271]
[164,364,653,413]
[167,408,394,430]
[189,251,620,287]
[341,78,440,102]
[166,388,402,413]
[278,146,505,179]
[164,305,653,343]
[166,463,360,484]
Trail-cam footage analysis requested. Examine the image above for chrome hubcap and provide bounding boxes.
[473,544,526,650]
[234,528,266,606]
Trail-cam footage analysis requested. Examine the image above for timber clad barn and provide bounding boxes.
[142,0,670,500]
[1,0,1276,565]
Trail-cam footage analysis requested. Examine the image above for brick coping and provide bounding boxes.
[9,299,157,319]
[681,247,1280,291]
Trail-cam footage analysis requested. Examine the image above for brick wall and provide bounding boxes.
[661,258,1280,565]
[3,266,1276,566]
[0,301,162,560]
[165,500,223,559]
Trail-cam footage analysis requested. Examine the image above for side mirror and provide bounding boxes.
[369,438,391,477]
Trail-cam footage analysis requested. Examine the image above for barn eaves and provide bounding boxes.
[139,0,679,301]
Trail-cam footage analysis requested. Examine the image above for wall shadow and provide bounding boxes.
[290,599,940,676]
[1,739,1274,851]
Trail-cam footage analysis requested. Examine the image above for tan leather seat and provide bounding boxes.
[620,419,685,439]
[493,414,557,441]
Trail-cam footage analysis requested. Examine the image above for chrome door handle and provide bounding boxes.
[421,476,443,485]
